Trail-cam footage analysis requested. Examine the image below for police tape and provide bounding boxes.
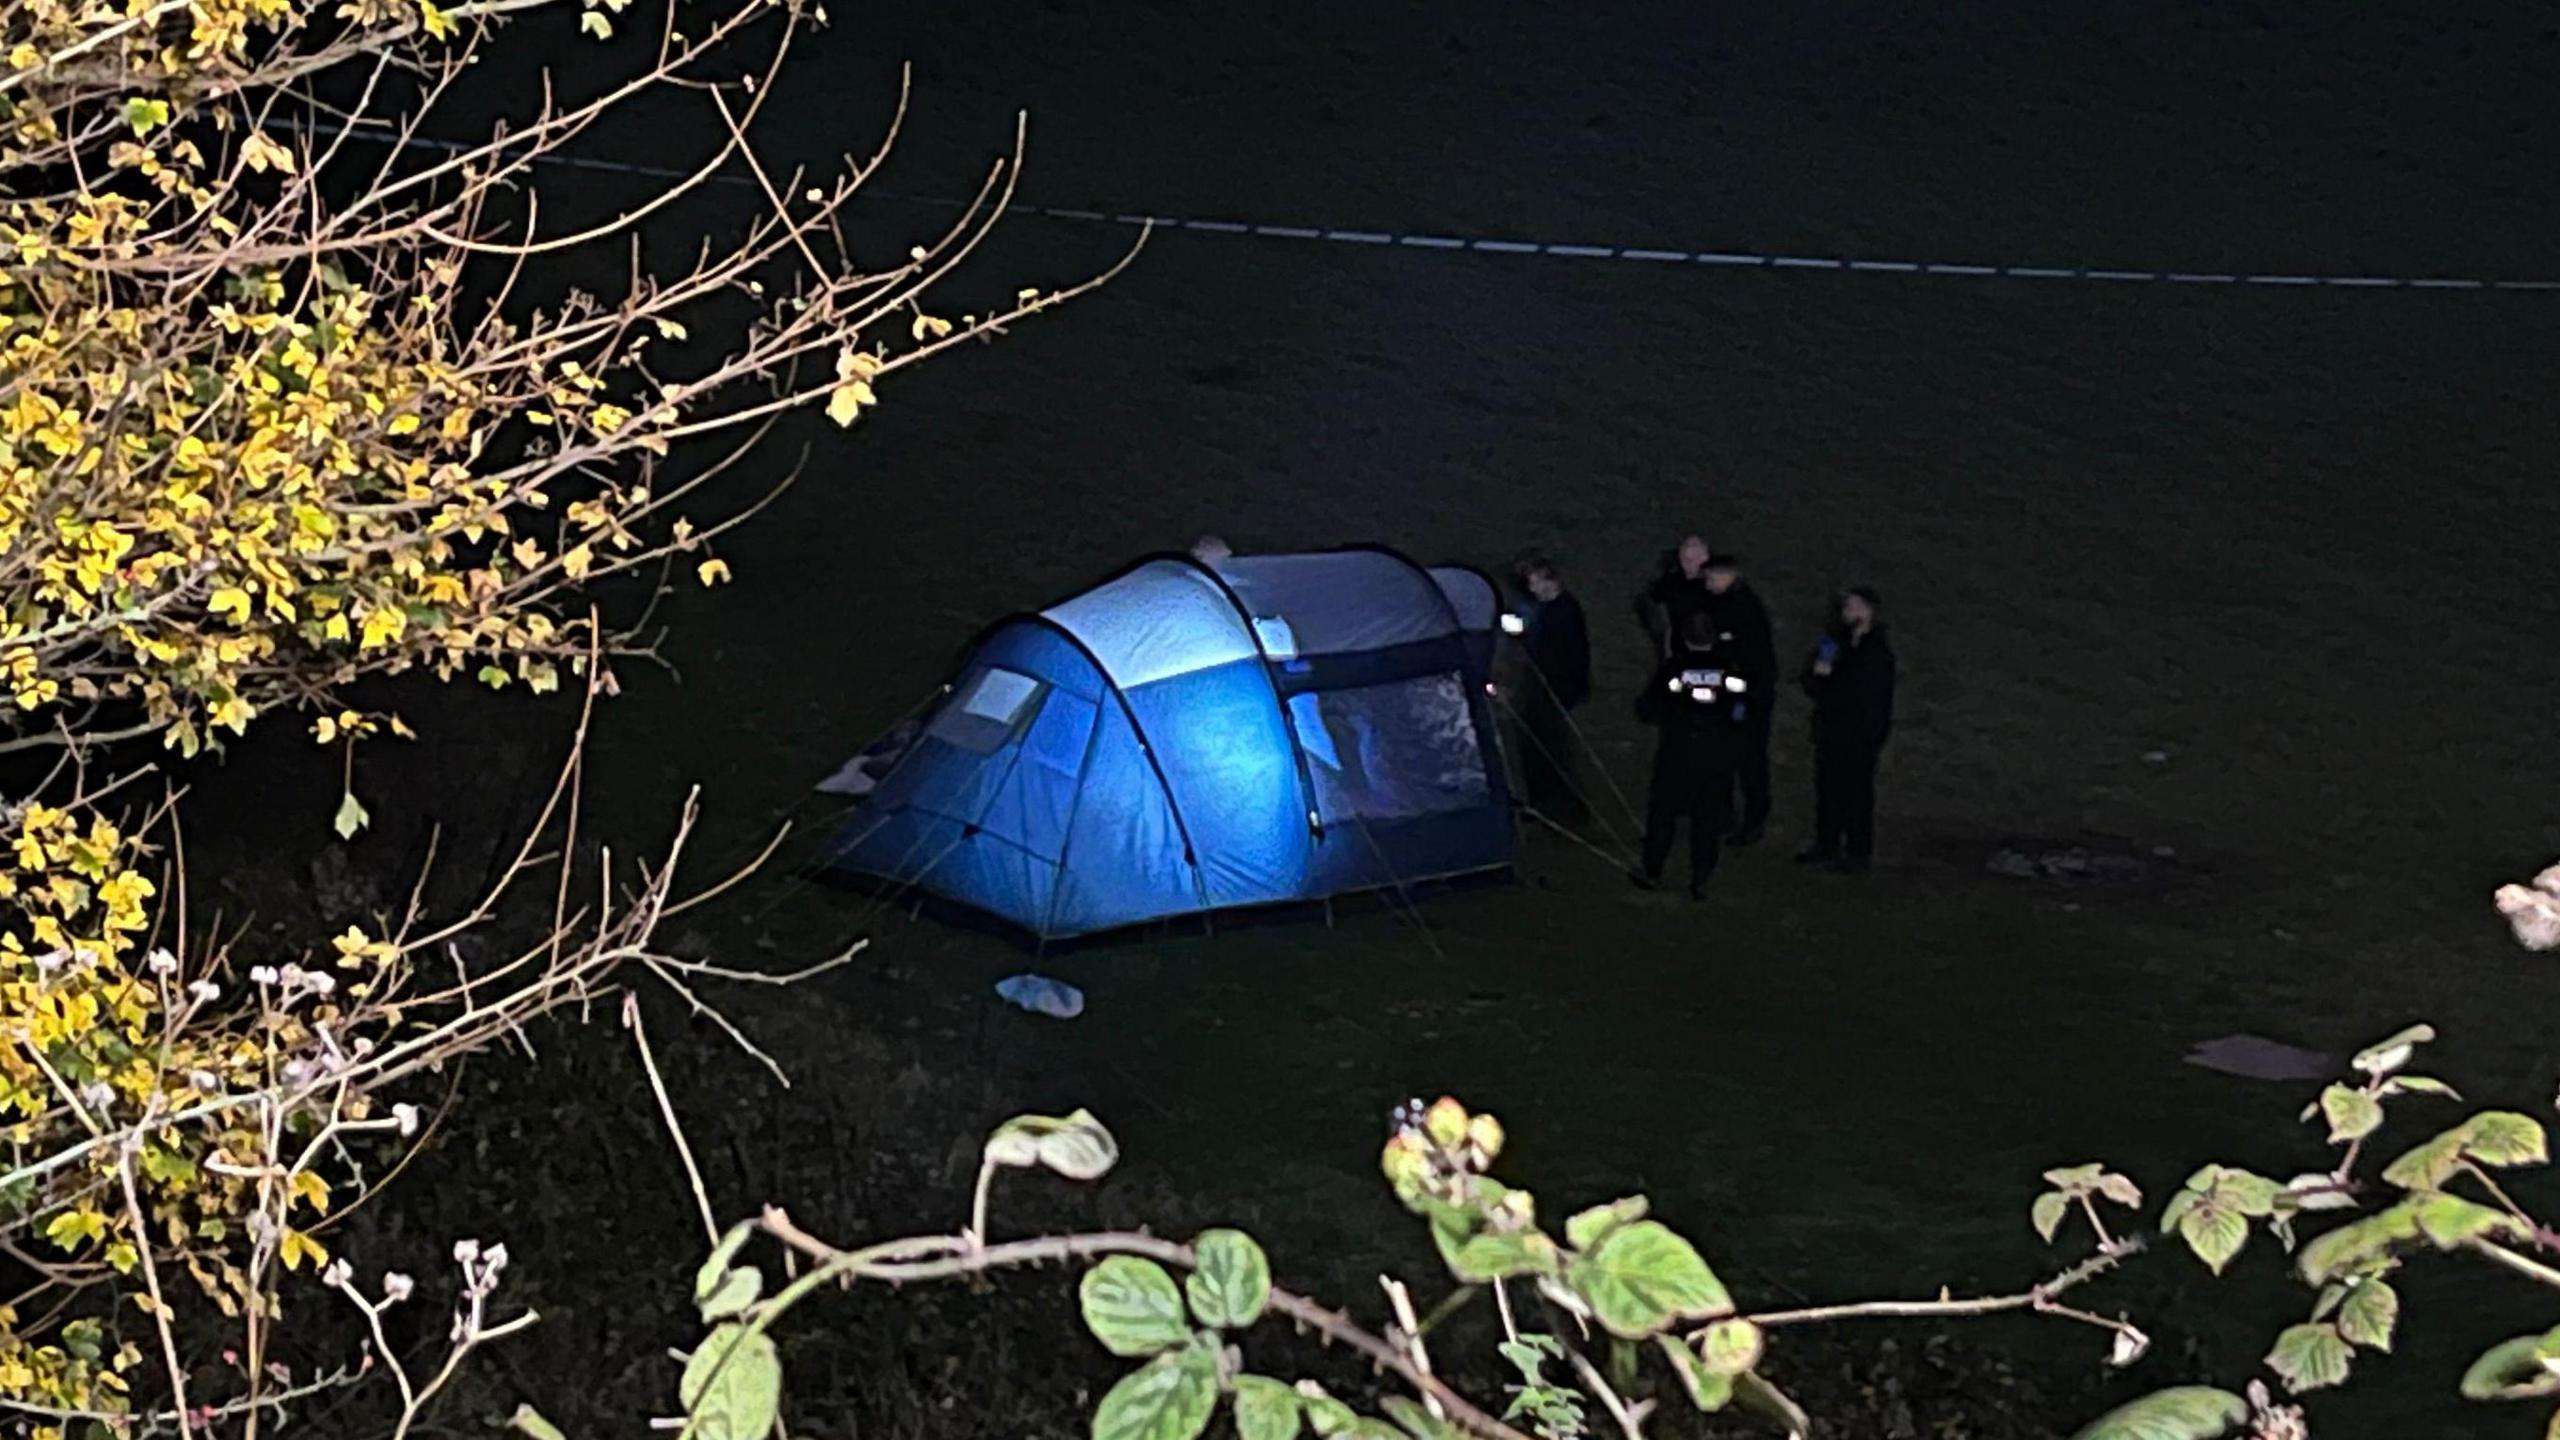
[296,122,2560,295]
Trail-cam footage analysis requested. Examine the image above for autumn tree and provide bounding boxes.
[0,0,1122,1429]
[0,0,1124,764]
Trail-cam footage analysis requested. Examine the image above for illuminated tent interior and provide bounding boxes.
[824,549,1514,940]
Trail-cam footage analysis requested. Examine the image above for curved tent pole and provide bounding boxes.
[1016,614,1219,920]
[1159,552,1326,839]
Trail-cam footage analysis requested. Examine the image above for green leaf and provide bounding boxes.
[2382,1075,2462,1101]
[1293,1384,1359,1438]
[2177,1202,2249,1275]
[2462,1334,2560,1402]
[1564,1196,1649,1252]
[694,1222,757,1302]
[1565,1220,1732,1339]
[988,1109,1121,1180]
[1091,1347,1219,1440]
[2465,1112,2549,1167]
[333,789,370,839]
[1233,1377,1301,1440]
[122,97,172,136]
[2158,1179,2202,1235]
[2265,1323,2354,1394]
[2351,1023,2435,1075]
[1080,1258,1193,1358]
[1378,1397,1455,1440]
[2319,1085,2384,1144]
[1698,1318,1763,1377]
[2381,1127,2468,1189]
[2337,1278,2398,1351]
[1732,1372,1812,1439]
[2067,1387,2251,1440]
[2031,1191,2071,1244]
[2044,1163,2106,1190]
[1654,1335,1732,1412]
[2219,1170,2282,1217]
[2299,1202,2422,1284]
[1185,1230,1270,1330]
[678,1323,783,1440]
[696,1265,762,1322]
[2385,1112,2549,1189]
[2414,1192,2527,1249]
[2097,1172,2144,1208]
[506,1405,569,1440]
[1447,1230,1558,1283]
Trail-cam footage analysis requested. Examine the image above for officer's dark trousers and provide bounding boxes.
[1643,741,1734,887]
[1519,694,1586,824]
[1733,702,1774,836]
[1812,736,1884,860]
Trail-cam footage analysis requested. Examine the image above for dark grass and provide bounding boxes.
[164,4,2560,1436]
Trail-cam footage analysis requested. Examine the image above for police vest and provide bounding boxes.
[1668,666,1748,706]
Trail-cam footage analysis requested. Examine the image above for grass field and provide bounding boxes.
[176,5,2560,1434]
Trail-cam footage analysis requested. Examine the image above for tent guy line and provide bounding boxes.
[298,122,2560,295]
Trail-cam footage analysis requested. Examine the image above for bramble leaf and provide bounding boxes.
[2318,1085,2384,1145]
[1091,1346,1218,1440]
[1233,1377,1301,1440]
[1654,1335,1732,1412]
[2265,1323,2354,1394]
[2068,1387,2250,1440]
[2461,1333,2560,1402]
[1565,1221,1732,1338]
[2032,1191,2071,1244]
[2337,1278,2399,1352]
[679,1323,783,1440]
[1564,1196,1648,1252]
[1185,1229,1270,1330]
[1080,1258,1192,1357]
[987,1109,1119,1180]
[1699,1318,1764,1377]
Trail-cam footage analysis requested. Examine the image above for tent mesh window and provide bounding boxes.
[929,667,1046,754]
[1288,673,1491,823]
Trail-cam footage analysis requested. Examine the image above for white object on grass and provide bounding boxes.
[994,974,1085,1019]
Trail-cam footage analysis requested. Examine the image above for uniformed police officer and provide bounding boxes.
[1633,609,1753,898]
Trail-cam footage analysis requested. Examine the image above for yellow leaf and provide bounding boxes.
[825,380,876,427]
[289,1169,332,1217]
[387,413,421,437]
[209,586,252,622]
[651,317,688,341]
[42,1207,105,1251]
[910,313,953,341]
[696,558,732,587]
[312,715,337,744]
[560,543,595,580]
[279,1228,327,1272]
[580,9,611,37]
[417,0,456,39]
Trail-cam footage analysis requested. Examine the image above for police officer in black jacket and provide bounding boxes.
[1633,534,1714,659]
[1511,558,1593,824]
[1798,586,1896,872]
[1701,553,1777,844]
[1634,610,1753,898]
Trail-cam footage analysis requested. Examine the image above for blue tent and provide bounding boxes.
[825,548,1514,939]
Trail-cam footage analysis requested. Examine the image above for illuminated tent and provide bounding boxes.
[824,549,1513,939]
